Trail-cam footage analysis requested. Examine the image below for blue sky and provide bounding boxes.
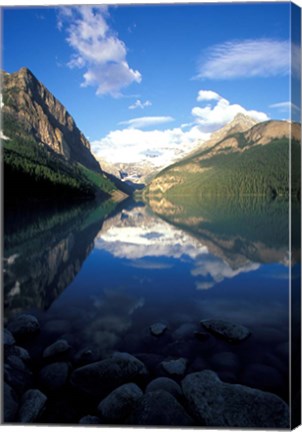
[1,3,300,165]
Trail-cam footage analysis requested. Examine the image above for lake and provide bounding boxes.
[3,195,298,424]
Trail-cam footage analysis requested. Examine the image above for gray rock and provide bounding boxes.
[18,389,47,423]
[7,314,40,339]
[161,358,187,376]
[79,415,102,424]
[6,355,27,371]
[127,390,193,426]
[70,352,148,397]
[14,346,31,362]
[3,329,15,346]
[3,383,18,422]
[150,323,167,336]
[146,377,182,399]
[73,347,100,366]
[39,362,69,392]
[201,319,250,343]
[98,383,143,421]
[4,363,33,395]
[43,339,71,359]
[181,370,289,428]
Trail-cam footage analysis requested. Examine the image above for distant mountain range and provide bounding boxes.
[1,67,129,203]
[147,117,301,199]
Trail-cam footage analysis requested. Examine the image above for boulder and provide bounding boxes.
[79,415,102,424]
[181,370,289,428]
[98,383,143,422]
[7,314,40,339]
[146,377,182,399]
[43,339,71,360]
[3,383,18,422]
[4,363,33,395]
[3,329,15,347]
[18,389,47,423]
[161,358,187,376]
[127,390,193,426]
[39,362,70,393]
[150,323,167,336]
[70,352,148,397]
[201,319,250,343]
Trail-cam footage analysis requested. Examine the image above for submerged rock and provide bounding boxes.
[43,339,71,360]
[79,415,102,425]
[161,358,187,376]
[18,389,47,423]
[150,323,167,336]
[3,383,18,422]
[39,362,70,393]
[70,352,148,397]
[146,377,182,399]
[127,390,193,426]
[181,370,289,428]
[201,319,251,343]
[98,383,143,422]
[7,314,40,339]
[3,329,15,347]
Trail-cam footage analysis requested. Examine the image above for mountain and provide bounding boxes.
[1,67,127,202]
[147,119,301,199]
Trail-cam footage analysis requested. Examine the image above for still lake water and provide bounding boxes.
[4,196,296,405]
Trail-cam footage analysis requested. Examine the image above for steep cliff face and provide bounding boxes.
[2,67,100,172]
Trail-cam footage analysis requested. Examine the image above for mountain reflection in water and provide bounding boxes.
[3,196,292,402]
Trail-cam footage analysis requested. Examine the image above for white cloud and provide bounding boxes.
[57,6,141,97]
[197,39,290,80]
[192,255,260,286]
[269,101,300,113]
[129,99,152,110]
[92,125,209,166]
[197,90,221,102]
[119,116,174,129]
[192,95,268,131]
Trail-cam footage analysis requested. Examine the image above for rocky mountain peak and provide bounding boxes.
[2,66,101,172]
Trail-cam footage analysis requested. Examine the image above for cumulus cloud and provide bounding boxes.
[57,6,141,96]
[129,99,152,110]
[197,39,290,80]
[92,124,209,165]
[119,116,174,129]
[197,90,221,102]
[192,94,268,131]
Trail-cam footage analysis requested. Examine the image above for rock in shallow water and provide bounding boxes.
[3,329,15,347]
[201,319,250,343]
[161,358,187,376]
[3,383,18,422]
[146,377,182,399]
[7,314,40,339]
[79,415,102,424]
[150,323,167,336]
[70,352,148,397]
[98,383,143,422]
[181,370,289,428]
[43,339,71,360]
[18,389,47,423]
[126,390,193,426]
